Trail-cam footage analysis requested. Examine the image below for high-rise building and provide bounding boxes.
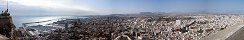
[175,20,181,26]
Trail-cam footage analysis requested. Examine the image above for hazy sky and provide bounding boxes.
[0,0,244,16]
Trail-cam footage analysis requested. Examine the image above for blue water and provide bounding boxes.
[12,16,77,28]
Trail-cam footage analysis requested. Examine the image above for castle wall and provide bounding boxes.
[0,15,16,39]
[0,16,13,27]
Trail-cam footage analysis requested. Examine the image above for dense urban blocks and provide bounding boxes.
[39,14,244,40]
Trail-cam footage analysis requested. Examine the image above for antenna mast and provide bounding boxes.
[6,0,9,13]
[6,0,8,9]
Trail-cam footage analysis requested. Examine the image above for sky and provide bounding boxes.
[1,0,244,16]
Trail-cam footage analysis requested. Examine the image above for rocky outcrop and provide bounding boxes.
[0,9,16,39]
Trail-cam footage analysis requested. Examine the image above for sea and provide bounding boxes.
[12,16,83,28]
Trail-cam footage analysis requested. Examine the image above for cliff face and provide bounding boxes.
[0,9,16,39]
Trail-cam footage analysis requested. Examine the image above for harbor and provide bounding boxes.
[15,16,84,40]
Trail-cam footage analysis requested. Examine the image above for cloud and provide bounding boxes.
[2,0,100,14]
